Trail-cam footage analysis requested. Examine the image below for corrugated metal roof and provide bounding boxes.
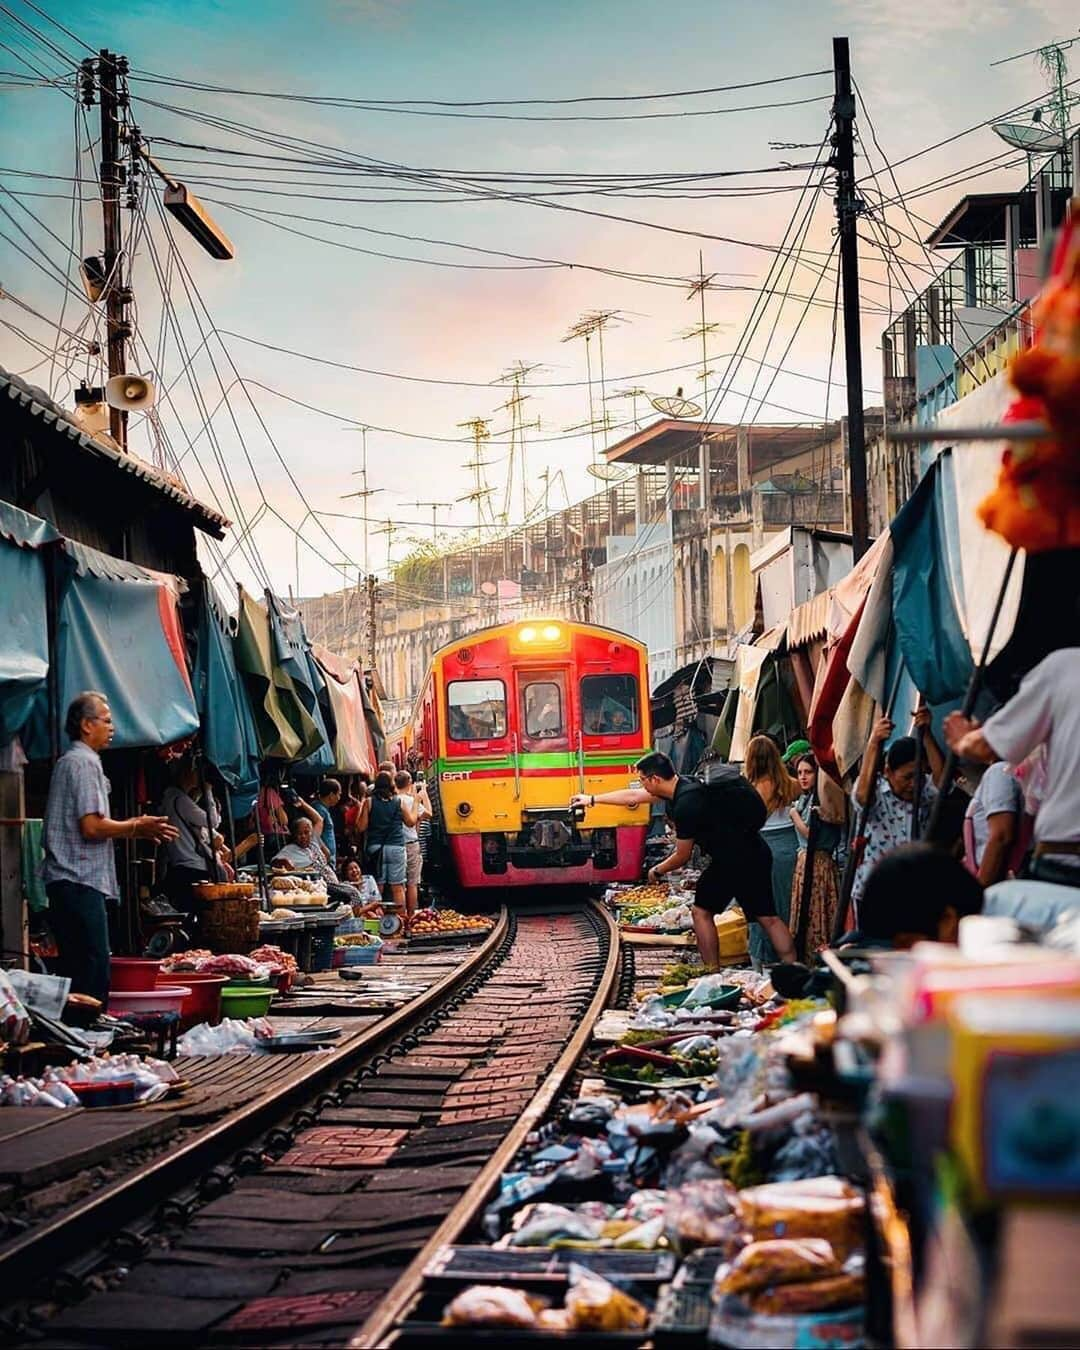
[1,365,230,538]
[788,589,832,648]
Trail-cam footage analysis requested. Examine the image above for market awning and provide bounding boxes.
[313,644,378,774]
[51,544,199,750]
[233,588,305,761]
[194,583,261,809]
[267,594,334,774]
[788,590,832,649]
[0,502,57,744]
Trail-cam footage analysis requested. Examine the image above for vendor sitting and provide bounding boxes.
[342,857,383,918]
[842,843,984,949]
[273,817,363,907]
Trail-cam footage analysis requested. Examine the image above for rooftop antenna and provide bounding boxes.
[411,500,454,540]
[372,517,399,572]
[340,425,385,575]
[495,361,543,525]
[683,252,728,417]
[650,386,703,420]
[562,310,629,480]
[457,416,497,536]
[608,386,648,431]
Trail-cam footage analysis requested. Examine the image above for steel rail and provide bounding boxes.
[0,908,509,1290]
[353,897,621,1348]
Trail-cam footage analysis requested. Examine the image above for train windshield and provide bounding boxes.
[447,678,507,741]
[581,674,639,736]
[522,679,565,739]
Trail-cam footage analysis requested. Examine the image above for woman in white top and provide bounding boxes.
[744,736,801,968]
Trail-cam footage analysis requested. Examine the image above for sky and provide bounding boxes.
[1,0,1077,601]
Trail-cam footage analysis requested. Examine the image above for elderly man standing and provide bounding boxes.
[43,692,177,1007]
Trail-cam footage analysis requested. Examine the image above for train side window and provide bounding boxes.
[522,681,564,738]
[581,674,639,735]
[447,679,507,741]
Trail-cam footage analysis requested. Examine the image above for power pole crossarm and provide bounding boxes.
[832,36,870,561]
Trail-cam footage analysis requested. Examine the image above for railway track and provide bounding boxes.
[1,900,619,1348]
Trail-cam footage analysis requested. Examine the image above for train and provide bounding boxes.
[389,619,653,891]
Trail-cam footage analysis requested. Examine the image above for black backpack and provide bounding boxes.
[689,765,767,843]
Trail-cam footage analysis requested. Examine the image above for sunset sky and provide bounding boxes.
[1,0,1076,597]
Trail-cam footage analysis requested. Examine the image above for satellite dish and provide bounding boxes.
[991,121,1064,152]
[650,393,703,419]
[586,461,633,482]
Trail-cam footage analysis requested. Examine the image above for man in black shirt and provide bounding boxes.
[573,751,795,968]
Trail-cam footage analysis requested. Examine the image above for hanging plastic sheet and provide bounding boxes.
[194,583,261,812]
[233,588,305,761]
[890,458,974,707]
[361,676,388,764]
[51,543,199,750]
[266,593,333,774]
[0,502,56,744]
[312,643,377,774]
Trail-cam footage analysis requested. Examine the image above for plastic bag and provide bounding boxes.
[0,971,30,1046]
[664,1178,744,1255]
[177,1016,273,1055]
[509,1205,601,1247]
[749,1270,865,1315]
[716,1238,841,1295]
[683,973,737,1008]
[736,1177,864,1259]
[442,1286,544,1328]
[564,1264,649,1332]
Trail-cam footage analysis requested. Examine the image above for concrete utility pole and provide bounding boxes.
[98,50,130,451]
[831,36,870,560]
[578,547,593,624]
[365,573,379,672]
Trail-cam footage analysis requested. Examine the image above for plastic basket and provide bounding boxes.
[341,944,382,966]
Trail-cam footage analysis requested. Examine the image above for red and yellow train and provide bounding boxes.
[390,619,652,890]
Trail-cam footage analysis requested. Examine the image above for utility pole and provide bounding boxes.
[98,50,130,451]
[578,547,593,624]
[365,573,378,672]
[831,36,870,560]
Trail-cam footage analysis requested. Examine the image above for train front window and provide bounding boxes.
[582,674,639,736]
[522,681,564,739]
[447,679,507,741]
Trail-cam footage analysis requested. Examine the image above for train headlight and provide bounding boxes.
[519,625,538,643]
[541,623,561,641]
[456,801,472,817]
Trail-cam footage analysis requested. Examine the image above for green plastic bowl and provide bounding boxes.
[661,983,741,1011]
[219,986,274,1019]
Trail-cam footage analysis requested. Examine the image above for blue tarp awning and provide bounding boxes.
[54,557,200,750]
[0,502,57,744]
[195,583,261,812]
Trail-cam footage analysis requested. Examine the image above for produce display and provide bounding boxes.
[248,944,298,976]
[410,960,867,1348]
[408,907,493,936]
[334,932,380,947]
[270,875,327,896]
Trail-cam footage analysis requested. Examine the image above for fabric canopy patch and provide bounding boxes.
[0,536,50,743]
[56,573,199,749]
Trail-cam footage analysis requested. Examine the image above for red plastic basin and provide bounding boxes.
[157,972,227,1028]
[109,957,163,991]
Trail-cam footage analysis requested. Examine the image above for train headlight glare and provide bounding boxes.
[519,625,537,643]
[541,624,561,641]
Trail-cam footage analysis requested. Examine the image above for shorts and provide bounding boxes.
[693,839,776,921]
[405,839,422,887]
[368,844,407,886]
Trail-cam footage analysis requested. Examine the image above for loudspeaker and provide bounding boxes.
[72,400,109,436]
[105,373,156,411]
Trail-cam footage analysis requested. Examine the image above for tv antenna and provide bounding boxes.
[340,425,385,575]
[562,310,628,479]
[411,500,454,539]
[683,252,728,417]
[457,416,498,535]
[372,517,399,572]
[495,362,543,525]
